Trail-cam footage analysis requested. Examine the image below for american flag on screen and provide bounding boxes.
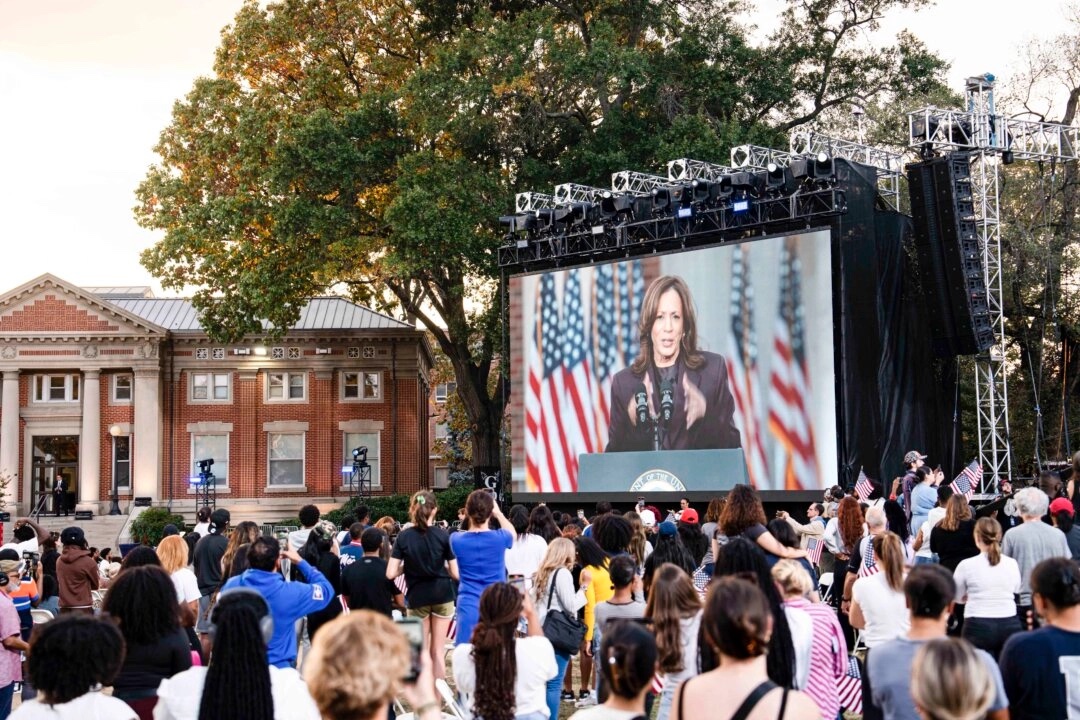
[727,246,771,488]
[524,273,574,492]
[767,239,818,491]
[591,264,618,451]
[837,655,863,715]
[806,537,823,566]
[855,468,874,501]
[562,270,597,467]
[951,460,981,500]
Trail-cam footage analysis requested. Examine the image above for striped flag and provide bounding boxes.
[727,245,771,488]
[857,535,880,578]
[806,537,823,566]
[951,460,981,500]
[651,672,665,695]
[837,655,862,715]
[767,239,819,491]
[855,468,874,501]
[562,270,597,474]
[524,274,574,492]
[591,264,618,450]
[447,616,457,643]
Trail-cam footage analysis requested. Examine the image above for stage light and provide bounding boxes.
[600,193,635,220]
[676,206,693,219]
[814,152,834,178]
[732,199,751,213]
[765,162,791,193]
[537,206,570,231]
[651,187,672,213]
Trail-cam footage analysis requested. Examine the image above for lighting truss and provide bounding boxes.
[515,192,557,213]
[667,158,733,182]
[554,183,611,204]
[611,170,668,195]
[789,130,904,211]
[498,185,845,272]
[730,145,794,170]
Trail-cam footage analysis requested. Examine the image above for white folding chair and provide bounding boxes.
[30,609,53,625]
[436,678,467,720]
[818,572,835,604]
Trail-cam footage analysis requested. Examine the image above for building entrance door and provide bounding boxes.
[31,436,78,517]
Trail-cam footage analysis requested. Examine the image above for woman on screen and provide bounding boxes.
[607,275,741,452]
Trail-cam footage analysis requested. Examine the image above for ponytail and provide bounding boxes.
[409,491,437,532]
[974,517,1002,567]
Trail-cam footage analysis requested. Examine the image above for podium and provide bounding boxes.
[577,449,748,493]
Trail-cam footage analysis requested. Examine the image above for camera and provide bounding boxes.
[22,551,39,578]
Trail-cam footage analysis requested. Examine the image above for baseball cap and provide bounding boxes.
[639,508,657,527]
[161,524,180,538]
[0,558,22,578]
[904,450,927,465]
[209,508,231,534]
[1050,497,1075,517]
[658,520,678,537]
[60,527,86,547]
[680,508,699,524]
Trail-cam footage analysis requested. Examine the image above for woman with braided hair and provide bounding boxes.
[154,588,320,720]
[453,582,557,720]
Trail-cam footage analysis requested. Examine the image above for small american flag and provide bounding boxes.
[837,655,862,714]
[951,460,981,500]
[857,536,880,578]
[806,537,823,566]
[855,468,874,501]
[447,616,457,642]
[651,673,666,695]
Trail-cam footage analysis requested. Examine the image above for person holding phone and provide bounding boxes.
[453,582,556,720]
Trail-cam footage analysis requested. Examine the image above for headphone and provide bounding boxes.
[207,588,274,646]
[0,571,9,588]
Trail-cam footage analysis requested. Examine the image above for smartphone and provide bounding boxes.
[577,509,585,519]
[395,617,424,682]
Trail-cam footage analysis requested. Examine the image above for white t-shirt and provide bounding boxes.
[661,610,703,686]
[191,522,210,537]
[785,604,813,690]
[506,534,548,591]
[453,636,556,718]
[171,567,201,605]
[915,507,946,559]
[11,691,137,720]
[0,538,39,557]
[852,572,910,648]
[154,665,321,720]
[953,552,1021,618]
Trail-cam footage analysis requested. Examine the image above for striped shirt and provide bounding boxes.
[785,596,847,720]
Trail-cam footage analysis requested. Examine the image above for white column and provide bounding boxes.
[133,368,162,500]
[0,372,19,506]
[78,371,101,507]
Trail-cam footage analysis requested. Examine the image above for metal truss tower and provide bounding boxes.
[910,73,1080,493]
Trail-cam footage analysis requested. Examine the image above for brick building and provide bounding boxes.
[0,274,432,518]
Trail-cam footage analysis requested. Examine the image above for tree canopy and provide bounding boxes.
[135,0,950,470]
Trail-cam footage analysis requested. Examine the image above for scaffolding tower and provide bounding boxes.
[910,73,1080,493]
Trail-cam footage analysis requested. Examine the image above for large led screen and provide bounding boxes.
[509,230,838,492]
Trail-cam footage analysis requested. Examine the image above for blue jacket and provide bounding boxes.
[221,560,333,668]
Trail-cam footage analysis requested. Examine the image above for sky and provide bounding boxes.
[0,0,1074,297]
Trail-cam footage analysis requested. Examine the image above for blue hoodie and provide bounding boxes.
[221,560,333,668]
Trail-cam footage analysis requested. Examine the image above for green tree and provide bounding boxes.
[135,0,949,472]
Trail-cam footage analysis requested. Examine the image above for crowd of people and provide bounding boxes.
[3,454,1080,720]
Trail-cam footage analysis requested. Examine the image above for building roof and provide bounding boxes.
[83,287,155,300]
[106,297,413,333]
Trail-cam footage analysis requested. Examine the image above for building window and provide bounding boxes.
[33,374,80,403]
[342,371,380,401]
[267,372,306,401]
[435,382,457,403]
[268,433,305,486]
[191,433,229,487]
[112,375,132,403]
[435,422,449,441]
[190,372,230,402]
[113,435,131,490]
[343,432,380,488]
[434,466,450,489]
